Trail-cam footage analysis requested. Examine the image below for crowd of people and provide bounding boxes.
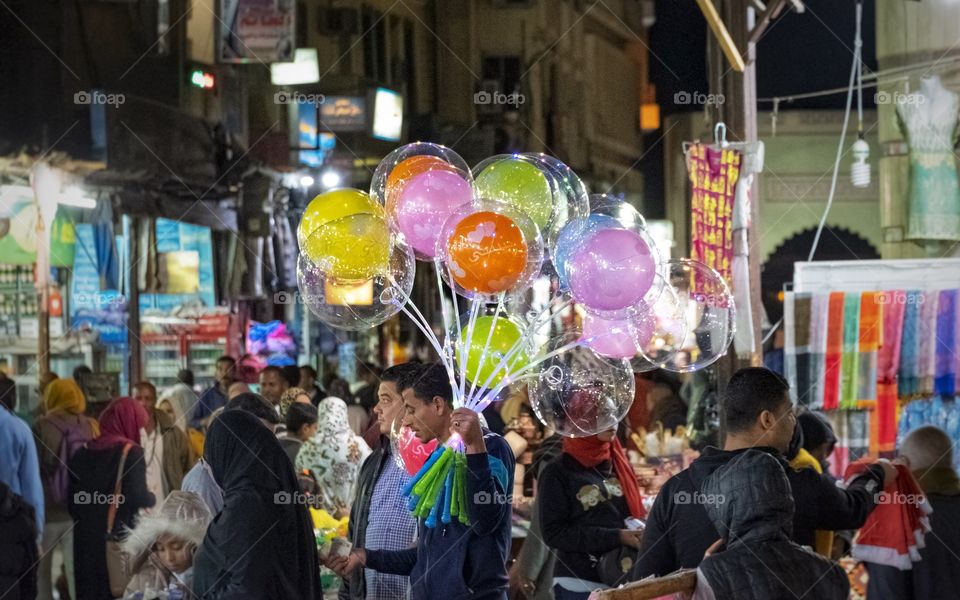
[0,362,959,599]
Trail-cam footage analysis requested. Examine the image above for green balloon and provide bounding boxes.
[457,315,529,388]
[474,159,553,228]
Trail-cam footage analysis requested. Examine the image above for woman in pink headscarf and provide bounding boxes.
[69,397,157,599]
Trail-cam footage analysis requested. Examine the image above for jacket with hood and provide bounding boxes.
[0,482,38,600]
[695,450,849,600]
[865,465,960,600]
[121,490,212,599]
[192,410,320,600]
[633,446,884,578]
[364,431,516,600]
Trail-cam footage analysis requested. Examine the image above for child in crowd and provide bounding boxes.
[121,491,212,599]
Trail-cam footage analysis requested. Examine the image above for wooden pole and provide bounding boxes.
[593,570,697,600]
[126,215,143,390]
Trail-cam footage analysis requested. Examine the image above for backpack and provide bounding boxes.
[45,418,91,504]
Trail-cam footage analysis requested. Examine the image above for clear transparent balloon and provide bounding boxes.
[588,194,647,229]
[436,198,544,303]
[630,278,689,372]
[658,259,736,373]
[528,333,635,437]
[473,154,588,252]
[370,142,472,208]
[296,230,416,331]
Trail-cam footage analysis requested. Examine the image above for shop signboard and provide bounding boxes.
[219,0,295,64]
[141,219,216,311]
[320,96,366,132]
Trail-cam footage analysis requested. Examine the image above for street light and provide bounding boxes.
[299,174,315,188]
[321,169,341,189]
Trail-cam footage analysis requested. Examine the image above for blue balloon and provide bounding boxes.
[553,214,620,288]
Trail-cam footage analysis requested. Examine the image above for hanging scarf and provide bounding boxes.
[877,292,906,454]
[795,294,812,406]
[935,290,958,396]
[840,293,862,410]
[823,292,846,410]
[808,293,830,409]
[563,436,646,519]
[88,396,148,451]
[296,397,371,513]
[899,291,924,397]
[857,292,881,406]
[918,291,941,396]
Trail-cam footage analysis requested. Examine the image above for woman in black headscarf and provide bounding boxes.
[192,410,320,599]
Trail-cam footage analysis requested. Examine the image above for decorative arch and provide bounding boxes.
[761,226,880,324]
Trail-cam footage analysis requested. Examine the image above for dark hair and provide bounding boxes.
[281,365,301,387]
[177,369,195,387]
[260,365,284,379]
[72,365,92,381]
[380,363,424,385]
[134,381,157,397]
[401,362,453,407]
[798,411,836,451]
[225,392,280,424]
[285,402,318,434]
[299,365,317,378]
[326,378,353,404]
[216,356,236,367]
[723,368,790,434]
[0,377,15,411]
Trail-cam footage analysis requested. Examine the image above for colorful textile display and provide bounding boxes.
[857,292,881,406]
[877,292,906,454]
[840,294,862,409]
[918,292,940,397]
[687,143,741,286]
[847,462,932,570]
[808,293,830,409]
[935,290,958,396]
[824,292,846,410]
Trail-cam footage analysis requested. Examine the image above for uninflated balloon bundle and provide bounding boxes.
[296,143,736,525]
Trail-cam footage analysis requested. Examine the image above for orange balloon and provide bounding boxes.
[446,211,528,294]
[385,156,457,214]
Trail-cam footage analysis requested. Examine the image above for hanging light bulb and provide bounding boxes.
[851,137,870,188]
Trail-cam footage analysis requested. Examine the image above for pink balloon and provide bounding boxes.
[397,426,439,475]
[568,228,656,312]
[393,170,472,258]
[582,311,655,359]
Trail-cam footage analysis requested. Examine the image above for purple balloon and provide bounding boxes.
[568,228,656,312]
[582,312,654,359]
[394,169,472,258]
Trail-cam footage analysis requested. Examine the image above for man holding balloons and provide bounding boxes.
[329,362,516,600]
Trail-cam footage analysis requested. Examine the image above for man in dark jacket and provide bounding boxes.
[633,367,895,579]
[338,363,421,600]
[694,449,849,599]
[332,362,516,599]
[0,482,38,600]
[866,425,960,599]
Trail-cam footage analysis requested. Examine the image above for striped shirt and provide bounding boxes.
[364,448,417,599]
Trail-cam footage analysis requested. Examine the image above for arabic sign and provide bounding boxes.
[320,96,366,132]
[219,0,295,64]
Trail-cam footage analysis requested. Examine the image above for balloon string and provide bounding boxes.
[433,261,455,363]
[470,373,540,413]
[459,299,481,407]
[446,263,465,407]
[388,277,459,394]
[465,291,505,409]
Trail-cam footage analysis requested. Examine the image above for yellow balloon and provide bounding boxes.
[298,189,383,247]
[302,214,391,281]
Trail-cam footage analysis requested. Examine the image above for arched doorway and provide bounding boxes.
[762,227,880,324]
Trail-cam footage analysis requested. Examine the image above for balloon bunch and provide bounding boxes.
[297,143,736,522]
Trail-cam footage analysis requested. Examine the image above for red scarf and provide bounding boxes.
[564,436,646,519]
[88,397,148,451]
